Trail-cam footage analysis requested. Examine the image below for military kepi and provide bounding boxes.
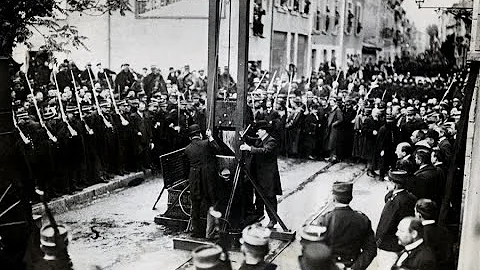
[191,244,223,270]
[332,181,353,199]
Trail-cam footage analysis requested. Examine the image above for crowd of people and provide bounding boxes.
[9,56,467,269]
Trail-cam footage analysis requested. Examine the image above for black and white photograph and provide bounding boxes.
[0,0,478,269]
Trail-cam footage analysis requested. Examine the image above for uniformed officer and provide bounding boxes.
[191,244,231,270]
[314,181,377,270]
[238,223,277,270]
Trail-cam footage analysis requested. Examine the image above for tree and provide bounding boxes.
[0,0,132,57]
[426,24,439,50]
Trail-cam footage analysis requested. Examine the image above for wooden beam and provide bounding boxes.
[235,0,250,157]
[207,0,220,132]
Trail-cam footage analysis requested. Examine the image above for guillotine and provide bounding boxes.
[153,0,295,250]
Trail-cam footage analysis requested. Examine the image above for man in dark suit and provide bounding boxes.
[129,101,152,171]
[324,97,343,162]
[392,217,436,270]
[314,181,377,270]
[376,170,417,269]
[184,124,220,238]
[413,149,443,204]
[240,120,282,229]
[414,199,453,270]
[436,126,452,163]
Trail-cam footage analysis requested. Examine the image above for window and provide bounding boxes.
[314,0,322,31]
[324,0,331,33]
[331,49,336,68]
[135,0,222,18]
[323,49,328,63]
[332,0,340,35]
[345,1,354,35]
[355,3,362,35]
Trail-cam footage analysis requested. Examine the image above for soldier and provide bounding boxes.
[184,124,220,238]
[375,170,417,269]
[314,181,376,270]
[238,223,277,270]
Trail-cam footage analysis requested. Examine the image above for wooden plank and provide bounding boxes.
[154,215,189,229]
[270,230,296,241]
[173,237,214,251]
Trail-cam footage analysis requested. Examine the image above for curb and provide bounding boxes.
[32,170,153,216]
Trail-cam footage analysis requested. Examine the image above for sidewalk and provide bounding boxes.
[32,170,151,216]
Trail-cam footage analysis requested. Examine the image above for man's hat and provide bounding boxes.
[255,120,271,132]
[388,170,409,185]
[191,244,223,269]
[332,181,353,199]
[99,101,110,109]
[218,168,231,180]
[241,223,271,247]
[426,129,439,141]
[406,107,415,116]
[299,225,327,243]
[188,124,202,136]
[299,243,334,270]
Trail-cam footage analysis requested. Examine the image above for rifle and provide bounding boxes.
[104,71,129,126]
[24,74,57,142]
[71,70,94,135]
[88,68,112,129]
[53,70,77,137]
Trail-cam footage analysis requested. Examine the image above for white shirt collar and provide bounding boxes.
[405,238,424,251]
[334,202,349,208]
[439,137,447,143]
[403,154,411,160]
[422,220,435,226]
[419,164,428,169]
[393,189,405,195]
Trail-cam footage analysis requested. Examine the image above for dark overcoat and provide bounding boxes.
[413,165,443,203]
[250,135,282,197]
[324,106,343,152]
[316,206,377,270]
[376,189,417,252]
[184,138,220,205]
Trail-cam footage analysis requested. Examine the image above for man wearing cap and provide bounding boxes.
[314,181,376,270]
[414,199,453,270]
[393,217,436,270]
[185,125,220,238]
[240,120,282,228]
[238,223,277,270]
[195,69,208,93]
[375,170,417,269]
[192,244,231,270]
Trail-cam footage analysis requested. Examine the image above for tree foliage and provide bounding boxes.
[0,0,131,57]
